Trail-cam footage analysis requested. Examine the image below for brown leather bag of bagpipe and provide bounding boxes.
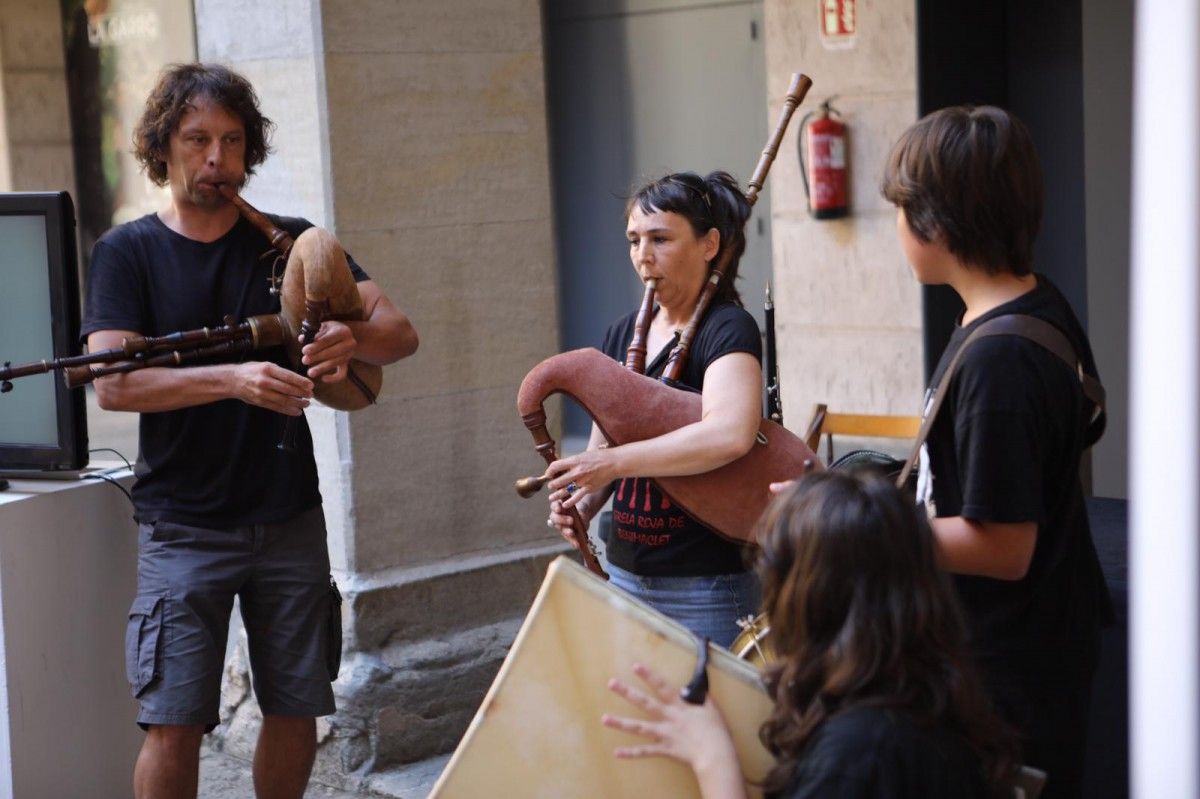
[0,193,380,448]
[218,188,380,449]
[513,73,821,579]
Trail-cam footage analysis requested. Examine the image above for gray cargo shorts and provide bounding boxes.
[125,505,342,730]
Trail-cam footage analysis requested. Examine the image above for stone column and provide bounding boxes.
[763,1,923,431]
[196,0,567,786]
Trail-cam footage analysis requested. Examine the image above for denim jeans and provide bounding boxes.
[605,562,762,649]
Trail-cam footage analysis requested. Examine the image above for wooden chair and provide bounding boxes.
[803,403,921,466]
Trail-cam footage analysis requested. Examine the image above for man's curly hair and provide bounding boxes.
[133,63,274,186]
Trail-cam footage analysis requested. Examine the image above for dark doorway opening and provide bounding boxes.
[916,1,1087,378]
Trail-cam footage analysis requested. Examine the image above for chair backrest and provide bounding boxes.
[803,403,921,465]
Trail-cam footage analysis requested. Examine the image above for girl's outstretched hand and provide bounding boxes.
[602,662,747,799]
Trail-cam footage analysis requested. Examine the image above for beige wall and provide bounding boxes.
[195,0,562,576]
[319,0,561,572]
[0,0,75,194]
[764,0,923,427]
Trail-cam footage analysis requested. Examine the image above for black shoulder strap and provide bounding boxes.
[896,314,1107,489]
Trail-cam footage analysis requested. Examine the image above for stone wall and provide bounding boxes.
[0,0,76,194]
[314,0,567,776]
[763,1,923,430]
[320,0,563,573]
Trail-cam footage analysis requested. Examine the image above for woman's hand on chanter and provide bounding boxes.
[602,663,746,799]
[546,448,621,511]
[547,486,598,543]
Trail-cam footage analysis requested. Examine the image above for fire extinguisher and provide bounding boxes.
[798,98,849,219]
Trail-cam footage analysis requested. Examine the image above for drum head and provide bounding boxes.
[429,557,775,798]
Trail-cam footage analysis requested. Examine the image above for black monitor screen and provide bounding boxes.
[0,192,87,470]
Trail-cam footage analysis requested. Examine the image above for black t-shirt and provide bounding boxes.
[767,706,986,799]
[599,301,762,576]
[82,212,368,528]
[925,275,1109,682]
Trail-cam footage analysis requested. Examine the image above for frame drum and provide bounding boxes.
[428,557,775,798]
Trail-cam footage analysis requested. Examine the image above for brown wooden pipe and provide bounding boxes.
[1,315,285,391]
[515,471,552,498]
[520,407,608,579]
[65,338,246,387]
[662,72,812,384]
[661,270,721,385]
[62,315,286,387]
[624,279,657,373]
[746,72,812,205]
[218,184,294,256]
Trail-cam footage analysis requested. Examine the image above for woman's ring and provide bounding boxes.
[546,518,555,528]
[567,482,579,495]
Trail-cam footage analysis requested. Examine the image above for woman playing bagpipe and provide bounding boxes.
[601,470,1019,798]
[544,171,764,648]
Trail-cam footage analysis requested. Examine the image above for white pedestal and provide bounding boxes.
[0,469,141,797]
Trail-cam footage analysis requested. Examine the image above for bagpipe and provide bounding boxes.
[512,73,821,579]
[0,190,381,450]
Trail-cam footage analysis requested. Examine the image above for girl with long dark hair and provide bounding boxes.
[602,471,1017,798]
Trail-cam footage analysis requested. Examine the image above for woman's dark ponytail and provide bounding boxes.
[701,170,752,305]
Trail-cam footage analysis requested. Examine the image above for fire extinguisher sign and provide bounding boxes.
[819,0,857,50]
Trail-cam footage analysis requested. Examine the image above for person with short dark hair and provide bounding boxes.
[83,62,418,799]
[881,105,1043,277]
[879,105,1109,798]
[603,471,1018,798]
[543,171,764,647]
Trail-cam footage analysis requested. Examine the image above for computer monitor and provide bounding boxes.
[0,192,87,471]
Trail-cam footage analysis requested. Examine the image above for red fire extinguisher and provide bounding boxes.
[799,98,849,219]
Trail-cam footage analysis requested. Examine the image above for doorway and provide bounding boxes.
[545,0,771,438]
